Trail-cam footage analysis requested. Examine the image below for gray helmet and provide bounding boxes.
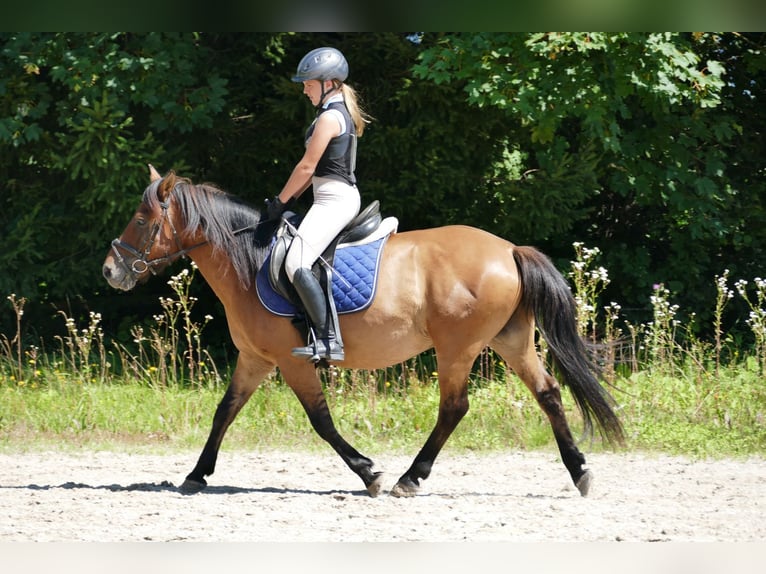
[292,47,349,83]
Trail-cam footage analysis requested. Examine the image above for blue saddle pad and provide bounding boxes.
[256,237,388,317]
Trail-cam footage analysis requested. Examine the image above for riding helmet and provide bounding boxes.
[292,47,349,83]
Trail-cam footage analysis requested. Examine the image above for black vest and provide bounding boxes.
[305,101,357,185]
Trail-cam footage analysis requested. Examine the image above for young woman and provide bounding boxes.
[267,47,371,362]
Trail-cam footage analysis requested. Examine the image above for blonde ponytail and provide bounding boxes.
[338,83,372,137]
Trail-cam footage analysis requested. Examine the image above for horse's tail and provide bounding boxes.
[512,245,625,446]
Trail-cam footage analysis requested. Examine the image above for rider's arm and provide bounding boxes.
[277,112,341,203]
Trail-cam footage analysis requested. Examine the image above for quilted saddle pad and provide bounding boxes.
[256,236,388,317]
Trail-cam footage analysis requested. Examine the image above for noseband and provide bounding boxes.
[110,199,191,278]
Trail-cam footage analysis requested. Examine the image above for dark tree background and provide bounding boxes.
[1,32,764,358]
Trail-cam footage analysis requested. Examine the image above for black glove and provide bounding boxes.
[266,195,286,221]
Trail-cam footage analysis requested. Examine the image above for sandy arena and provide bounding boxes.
[1,448,764,542]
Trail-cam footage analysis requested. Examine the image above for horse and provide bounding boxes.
[102,166,624,498]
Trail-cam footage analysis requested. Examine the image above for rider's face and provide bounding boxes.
[302,80,322,106]
[302,80,334,106]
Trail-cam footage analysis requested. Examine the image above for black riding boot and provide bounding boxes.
[291,268,345,362]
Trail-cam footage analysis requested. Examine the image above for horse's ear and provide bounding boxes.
[157,170,177,202]
[148,163,161,182]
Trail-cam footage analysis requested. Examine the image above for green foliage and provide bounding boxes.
[2,358,764,457]
[115,263,219,387]
[413,32,764,324]
[2,31,766,462]
[0,32,228,301]
[1,32,765,360]
[620,363,766,456]
[3,252,766,458]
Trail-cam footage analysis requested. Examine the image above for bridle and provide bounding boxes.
[110,188,270,281]
[110,197,202,279]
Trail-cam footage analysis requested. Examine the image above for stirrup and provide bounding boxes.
[291,339,345,363]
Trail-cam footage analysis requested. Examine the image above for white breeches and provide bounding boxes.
[284,176,361,282]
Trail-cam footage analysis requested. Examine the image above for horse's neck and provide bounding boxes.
[188,246,250,308]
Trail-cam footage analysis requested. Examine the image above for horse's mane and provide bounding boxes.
[143,177,275,289]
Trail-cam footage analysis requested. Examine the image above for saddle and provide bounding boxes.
[268,200,383,303]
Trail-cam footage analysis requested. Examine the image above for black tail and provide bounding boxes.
[512,245,625,446]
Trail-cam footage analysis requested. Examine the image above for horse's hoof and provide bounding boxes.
[179,478,207,494]
[575,469,593,497]
[390,479,419,498]
[366,472,384,498]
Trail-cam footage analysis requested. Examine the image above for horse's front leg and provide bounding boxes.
[281,362,384,497]
[180,355,272,493]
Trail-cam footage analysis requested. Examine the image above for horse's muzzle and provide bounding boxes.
[102,259,136,291]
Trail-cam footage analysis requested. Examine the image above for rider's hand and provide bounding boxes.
[266,196,286,221]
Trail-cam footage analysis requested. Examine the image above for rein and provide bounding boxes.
[110,196,264,279]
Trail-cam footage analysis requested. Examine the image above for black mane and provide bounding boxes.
[143,178,276,288]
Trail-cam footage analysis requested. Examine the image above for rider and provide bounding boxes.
[267,46,370,363]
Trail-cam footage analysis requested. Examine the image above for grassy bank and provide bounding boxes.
[1,358,764,458]
[2,246,765,458]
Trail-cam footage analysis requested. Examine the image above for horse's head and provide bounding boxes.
[102,165,186,291]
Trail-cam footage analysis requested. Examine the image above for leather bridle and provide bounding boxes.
[109,190,268,281]
[109,198,198,279]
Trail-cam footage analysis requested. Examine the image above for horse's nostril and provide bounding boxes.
[102,265,112,279]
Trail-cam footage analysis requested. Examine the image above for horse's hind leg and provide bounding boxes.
[533,372,592,495]
[391,351,474,498]
[494,322,592,496]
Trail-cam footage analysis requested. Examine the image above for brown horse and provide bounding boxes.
[102,166,624,498]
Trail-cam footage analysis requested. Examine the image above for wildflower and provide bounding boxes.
[593,266,610,283]
[605,302,621,320]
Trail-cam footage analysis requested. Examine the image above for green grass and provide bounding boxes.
[1,360,764,459]
[615,359,766,456]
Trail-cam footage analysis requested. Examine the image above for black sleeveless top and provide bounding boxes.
[305,100,357,186]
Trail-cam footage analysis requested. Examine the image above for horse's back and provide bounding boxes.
[393,224,509,243]
[340,224,522,368]
[385,225,517,276]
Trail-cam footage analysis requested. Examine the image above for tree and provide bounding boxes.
[412,32,758,327]
[0,32,229,301]
[1,32,764,346]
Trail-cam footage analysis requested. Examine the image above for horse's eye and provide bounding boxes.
[136,217,147,227]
